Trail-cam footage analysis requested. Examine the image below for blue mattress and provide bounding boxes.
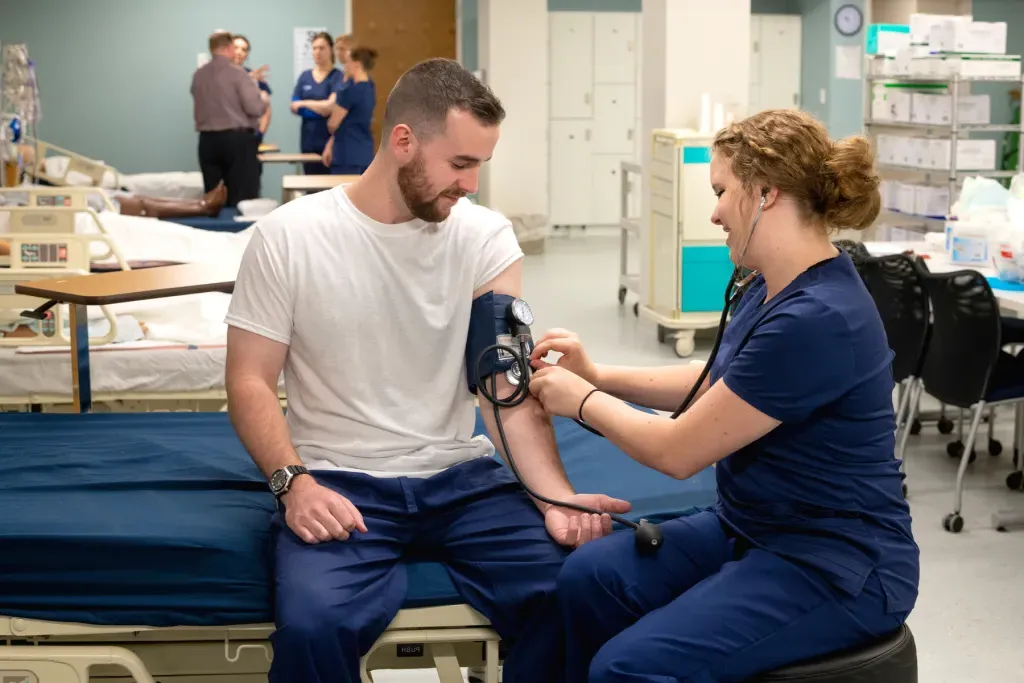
[0,411,717,627]
[168,207,253,232]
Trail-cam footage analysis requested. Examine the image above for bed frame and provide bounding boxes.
[0,604,501,682]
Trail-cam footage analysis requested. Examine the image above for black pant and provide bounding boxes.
[198,129,260,207]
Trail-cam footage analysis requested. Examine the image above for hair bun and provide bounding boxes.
[822,136,881,231]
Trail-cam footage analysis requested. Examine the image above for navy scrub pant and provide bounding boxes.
[557,510,908,683]
[268,456,569,683]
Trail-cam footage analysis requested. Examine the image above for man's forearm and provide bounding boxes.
[479,384,574,513]
[595,362,708,412]
[227,375,300,480]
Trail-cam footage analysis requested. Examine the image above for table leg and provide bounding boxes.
[69,303,92,413]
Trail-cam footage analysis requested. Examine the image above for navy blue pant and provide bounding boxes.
[268,457,568,683]
[558,510,908,683]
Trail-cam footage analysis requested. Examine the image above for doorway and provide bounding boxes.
[749,14,803,114]
[351,0,458,149]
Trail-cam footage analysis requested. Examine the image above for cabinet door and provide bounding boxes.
[594,12,637,84]
[550,12,594,119]
[591,154,632,226]
[756,15,802,110]
[593,84,635,154]
[550,120,594,226]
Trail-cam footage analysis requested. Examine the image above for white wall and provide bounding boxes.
[476,0,549,218]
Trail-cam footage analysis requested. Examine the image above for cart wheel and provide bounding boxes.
[910,419,922,435]
[674,335,695,358]
[942,513,964,533]
[1006,470,1024,491]
[618,286,627,305]
[633,302,639,317]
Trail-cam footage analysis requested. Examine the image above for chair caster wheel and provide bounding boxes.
[943,513,964,533]
[910,419,921,435]
[618,286,627,305]
[989,439,1003,456]
[901,483,908,498]
[633,302,639,317]
[946,441,976,463]
[938,417,954,434]
[1007,471,1024,491]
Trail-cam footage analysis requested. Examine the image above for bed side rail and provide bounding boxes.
[21,137,119,188]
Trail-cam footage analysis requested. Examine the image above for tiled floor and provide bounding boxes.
[372,229,1024,683]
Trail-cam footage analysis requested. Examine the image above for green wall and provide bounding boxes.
[0,0,348,196]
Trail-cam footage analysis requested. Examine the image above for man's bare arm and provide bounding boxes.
[225,326,299,479]
[474,260,574,512]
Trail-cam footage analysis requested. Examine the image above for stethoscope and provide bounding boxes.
[475,190,768,554]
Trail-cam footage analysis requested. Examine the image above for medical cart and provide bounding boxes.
[639,129,733,357]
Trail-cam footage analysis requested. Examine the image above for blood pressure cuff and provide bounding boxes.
[465,291,518,395]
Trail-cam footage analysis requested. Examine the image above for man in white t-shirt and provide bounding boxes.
[224,58,630,683]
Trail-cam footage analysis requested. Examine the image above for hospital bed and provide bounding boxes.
[0,409,719,683]
[22,138,206,201]
[0,186,255,412]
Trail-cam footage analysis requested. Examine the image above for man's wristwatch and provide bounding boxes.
[269,465,309,498]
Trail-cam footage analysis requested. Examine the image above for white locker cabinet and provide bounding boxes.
[594,12,637,84]
[550,12,594,119]
[549,10,641,227]
[593,84,635,154]
[550,120,595,226]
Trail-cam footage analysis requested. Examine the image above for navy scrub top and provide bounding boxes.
[330,79,376,174]
[292,67,344,153]
[708,251,920,616]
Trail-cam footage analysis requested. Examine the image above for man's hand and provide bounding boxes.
[281,475,367,544]
[544,493,632,548]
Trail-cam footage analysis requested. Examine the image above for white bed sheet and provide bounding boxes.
[0,343,228,400]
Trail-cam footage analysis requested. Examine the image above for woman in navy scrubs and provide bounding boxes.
[325,47,377,175]
[290,32,344,175]
[527,108,920,683]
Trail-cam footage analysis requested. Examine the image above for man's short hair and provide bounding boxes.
[209,31,234,52]
[382,58,505,140]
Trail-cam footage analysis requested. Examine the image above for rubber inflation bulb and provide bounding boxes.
[634,519,663,554]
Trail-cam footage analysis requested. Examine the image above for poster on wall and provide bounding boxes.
[294,27,327,80]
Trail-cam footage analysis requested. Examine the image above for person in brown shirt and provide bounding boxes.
[190,31,268,207]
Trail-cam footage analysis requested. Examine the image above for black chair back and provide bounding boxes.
[917,264,1001,408]
[861,254,931,383]
[833,239,872,269]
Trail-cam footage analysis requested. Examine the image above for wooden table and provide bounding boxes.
[259,152,323,174]
[281,174,359,203]
[14,264,237,413]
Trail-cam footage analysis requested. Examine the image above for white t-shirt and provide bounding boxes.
[224,185,523,477]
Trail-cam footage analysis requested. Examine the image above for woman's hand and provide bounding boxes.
[529,329,599,385]
[529,365,597,419]
[322,139,333,167]
[290,101,304,114]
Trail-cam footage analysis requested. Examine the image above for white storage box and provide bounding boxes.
[910,93,990,125]
[910,13,969,46]
[872,85,913,122]
[914,185,950,217]
[930,20,1007,55]
[929,54,1022,79]
[896,183,917,214]
[928,139,997,170]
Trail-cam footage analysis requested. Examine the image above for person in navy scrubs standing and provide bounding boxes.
[526,108,920,683]
[325,47,377,175]
[290,32,344,175]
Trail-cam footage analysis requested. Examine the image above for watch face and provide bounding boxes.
[270,469,288,492]
[834,4,862,36]
[511,298,535,326]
